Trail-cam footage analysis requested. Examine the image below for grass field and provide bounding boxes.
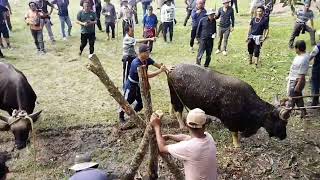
[1,0,320,179]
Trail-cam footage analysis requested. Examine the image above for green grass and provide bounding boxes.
[1,0,319,179]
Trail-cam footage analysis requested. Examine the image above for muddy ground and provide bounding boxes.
[1,109,320,180]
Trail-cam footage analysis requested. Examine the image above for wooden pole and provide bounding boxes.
[138,66,159,179]
[160,154,184,180]
[86,54,145,128]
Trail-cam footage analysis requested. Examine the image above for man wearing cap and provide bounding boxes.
[196,9,216,67]
[150,108,217,180]
[119,44,167,123]
[215,0,234,56]
[189,0,206,53]
[142,6,157,52]
[69,153,108,180]
[288,1,316,49]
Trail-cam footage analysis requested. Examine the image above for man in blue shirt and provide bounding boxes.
[143,6,157,52]
[119,44,167,123]
[52,0,72,40]
[189,0,206,53]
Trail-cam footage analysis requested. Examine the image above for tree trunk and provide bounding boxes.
[138,66,159,180]
[160,154,184,180]
[86,54,145,128]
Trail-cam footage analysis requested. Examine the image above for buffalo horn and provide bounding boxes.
[279,108,290,121]
[29,110,43,122]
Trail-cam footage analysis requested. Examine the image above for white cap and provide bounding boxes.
[186,108,207,128]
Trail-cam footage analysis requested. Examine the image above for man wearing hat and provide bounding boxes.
[69,153,108,180]
[215,0,235,56]
[119,44,167,123]
[195,9,216,67]
[288,1,316,49]
[150,108,217,180]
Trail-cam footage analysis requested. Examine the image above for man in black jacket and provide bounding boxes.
[196,9,216,67]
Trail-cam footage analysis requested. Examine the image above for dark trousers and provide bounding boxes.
[80,33,95,54]
[105,22,115,38]
[96,9,102,31]
[289,22,316,48]
[163,21,173,42]
[248,38,261,57]
[31,29,44,52]
[6,14,12,31]
[288,80,306,114]
[217,26,231,51]
[184,9,192,26]
[157,22,163,37]
[311,69,320,105]
[122,19,133,37]
[190,26,197,47]
[119,81,143,121]
[196,38,214,67]
[231,0,238,13]
[122,55,135,87]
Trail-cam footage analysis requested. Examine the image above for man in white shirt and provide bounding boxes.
[288,40,309,118]
[150,108,217,180]
[160,0,175,42]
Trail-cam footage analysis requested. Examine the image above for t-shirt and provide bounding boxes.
[123,34,136,57]
[249,16,269,35]
[296,9,313,23]
[51,0,69,16]
[77,10,97,34]
[129,58,155,83]
[102,3,116,23]
[160,4,175,22]
[143,14,158,29]
[288,53,310,81]
[0,6,7,26]
[167,132,217,180]
[216,6,235,28]
[191,8,207,27]
[69,169,108,180]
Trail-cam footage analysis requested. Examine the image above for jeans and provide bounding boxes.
[80,33,95,54]
[190,26,197,47]
[289,22,316,48]
[31,29,44,52]
[163,21,173,42]
[43,18,55,41]
[196,38,214,67]
[311,68,320,105]
[183,9,192,26]
[59,16,72,38]
[217,26,231,51]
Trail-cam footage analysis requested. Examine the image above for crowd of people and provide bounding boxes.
[1,0,320,179]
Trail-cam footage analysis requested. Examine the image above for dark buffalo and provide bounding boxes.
[168,64,290,147]
[0,62,41,149]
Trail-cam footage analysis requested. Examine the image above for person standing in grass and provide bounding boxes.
[119,0,134,37]
[142,6,157,52]
[119,44,167,123]
[150,108,218,180]
[80,0,103,32]
[101,0,116,40]
[122,25,155,87]
[77,1,97,56]
[0,5,11,50]
[36,0,56,43]
[231,0,238,13]
[246,6,268,67]
[196,9,216,68]
[51,0,72,40]
[25,1,45,55]
[215,0,234,56]
[288,1,316,49]
[183,0,196,26]
[189,0,206,53]
[309,43,320,106]
[287,40,309,118]
[161,0,175,42]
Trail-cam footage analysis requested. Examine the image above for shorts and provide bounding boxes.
[0,26,9,38]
